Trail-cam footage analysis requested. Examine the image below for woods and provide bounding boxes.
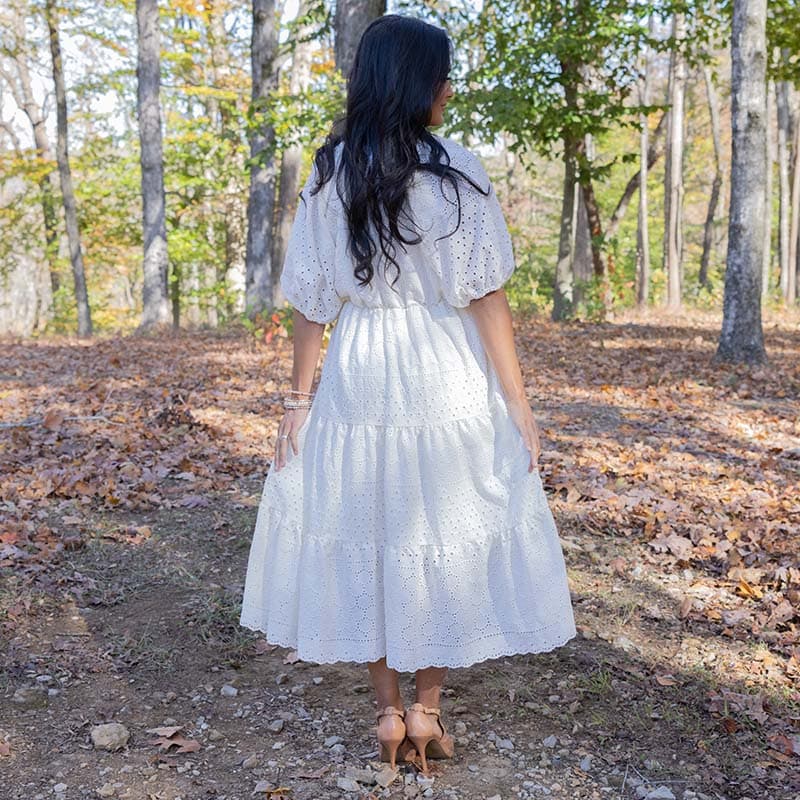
[1,0,798,362]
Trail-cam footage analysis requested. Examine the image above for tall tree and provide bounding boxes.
[716,0,768,363]
[334,0,385,79]
[244,0,279,317]
[775,79,793,300]
[663,12,687,310]
[636,22,653,308]
[699,63,724,289]
[136,0,171,329]
[44,0,92,337]
[0,6,60,296]
[273,0,316,287]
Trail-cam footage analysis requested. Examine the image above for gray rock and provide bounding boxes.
[336,777,361,792]
[324,735,343,747]
[220,684,238,697]
[542,734,558,748]
[644,788,676,800]
[579,755,593,771]
[268,719,285,733]
[96,784,115,797]
[375,766,399,788]
[12,686,48,708]
[496,738,515,750]
[241,754,259,768]
[330,743,346,755]
[90,723,130,752]
[454,721,467,735]
[53,784,67,794]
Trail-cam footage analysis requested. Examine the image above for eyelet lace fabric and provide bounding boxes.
[240,134,577,671]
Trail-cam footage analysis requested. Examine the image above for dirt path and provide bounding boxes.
[2,312,798,799]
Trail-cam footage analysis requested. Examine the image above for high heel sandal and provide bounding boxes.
[375,705,416,770]
[404,702,455,774]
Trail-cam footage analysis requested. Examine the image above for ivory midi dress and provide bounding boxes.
[238,133,577,672]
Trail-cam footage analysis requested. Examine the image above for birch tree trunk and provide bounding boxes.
[44,0,92,337]
[552,133,577,320]
[136,0,171,329]
[717,0,767,363]
[244,0,279,317]
[700,64,724,289]
[788,108,800,305]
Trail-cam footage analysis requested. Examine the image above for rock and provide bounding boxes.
[644,788,676,800]
[268,719,285,733]
[271,741,286,750]
[579,755,593,771]
[96,784,116,797]
[542,734,558,748]
[403,784,420,798]
[454,721,467,736]
[613,635,638,654]
[337,777,361,791]
[487,795,502,800]
[496,738,515,750]
[220,684,238,697]
[242,754,259,768]
[467,764,480,772]
[352,684,370,693]
[312,676,324,685]
[12,686,48,709]
[324,735,343,747]
[275,673,288,684]
[330,743,346,755]
[53,784,67,794]
[207,729,223,741]
[375,766,399,788]
[290,684,305,696]
[90,723,130,752]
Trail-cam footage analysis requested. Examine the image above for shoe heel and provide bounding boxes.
[406,733,435,773]
[379,735,405,770]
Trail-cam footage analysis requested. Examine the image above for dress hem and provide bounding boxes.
[238,616,578,673]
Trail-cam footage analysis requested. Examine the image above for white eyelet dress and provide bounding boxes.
[238,133,577,672]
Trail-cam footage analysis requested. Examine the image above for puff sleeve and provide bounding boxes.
[433,150,516,308]
[279,165,343,324]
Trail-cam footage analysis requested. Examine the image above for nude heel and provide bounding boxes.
[404,702,455,774]
[376,705,414,770]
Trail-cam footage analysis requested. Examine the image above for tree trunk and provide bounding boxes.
[44,0,92,337]
[700,64,724,288]
[716,0,767,364]
[334,0,386,79]
[664,13,687,309]
[636,27,652,308]
[5,11,60,295]
[136,0,171,329]
[273,0,316,296]
[776,80,793,300]
[244,0,279,317]
[788,108,800,305]
[608,112,666,240]
[552,133,577,321]
[761,78,775,299]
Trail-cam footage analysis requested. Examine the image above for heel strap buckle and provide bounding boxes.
[376,705,405,719]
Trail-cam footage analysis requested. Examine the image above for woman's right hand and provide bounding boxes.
[506,398,541,473]
[273,407,310,472]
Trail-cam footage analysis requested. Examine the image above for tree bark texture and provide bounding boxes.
[717,0,768,363]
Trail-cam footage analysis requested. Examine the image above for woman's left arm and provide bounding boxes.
[274,311,326,471]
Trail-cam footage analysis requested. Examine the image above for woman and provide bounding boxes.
[239,13,577,775]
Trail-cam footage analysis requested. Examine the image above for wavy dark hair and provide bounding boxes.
[303,14,489,291]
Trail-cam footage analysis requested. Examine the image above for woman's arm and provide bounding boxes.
[274,310,326,471]
[465,289,541,473]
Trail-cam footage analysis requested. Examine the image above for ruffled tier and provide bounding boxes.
[239,412,577,671]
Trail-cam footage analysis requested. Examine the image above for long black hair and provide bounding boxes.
[304,14,489,291]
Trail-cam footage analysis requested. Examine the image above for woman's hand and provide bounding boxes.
[506,398,541,473]
[273,407,310,471]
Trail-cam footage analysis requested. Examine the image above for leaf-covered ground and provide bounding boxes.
[1,309,799,800]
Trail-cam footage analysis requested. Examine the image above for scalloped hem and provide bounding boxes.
[238,617,578,672]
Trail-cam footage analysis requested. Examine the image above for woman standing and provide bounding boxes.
[239,14,577,775]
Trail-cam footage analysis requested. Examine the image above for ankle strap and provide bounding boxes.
[407,702,441,716]
[376,705,404,719]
